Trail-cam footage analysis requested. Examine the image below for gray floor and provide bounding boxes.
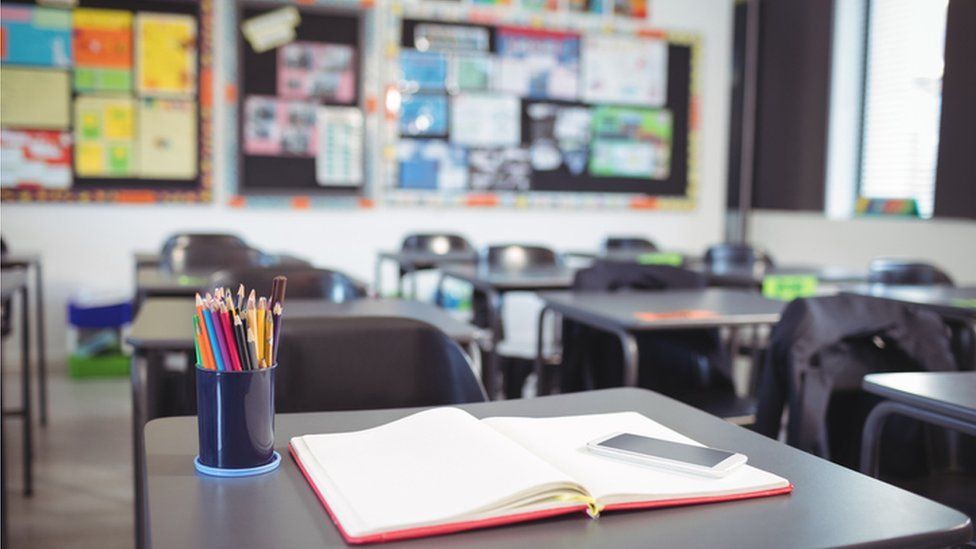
[4,372,133,549]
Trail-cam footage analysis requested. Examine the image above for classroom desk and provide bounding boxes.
[2,253,48,425]
[375,250,477,298]
[1,270,32,498]
[134,269,209,308]
[842,285,976,322]
[860,372,976,477]
[127,296,484,547]
[438,265,577,398]
[143,387,973,549]
[535,289,785,391]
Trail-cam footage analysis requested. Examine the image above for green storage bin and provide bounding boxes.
[68,353,130,378]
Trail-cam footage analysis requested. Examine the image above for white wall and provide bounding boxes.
[750,211,976,284]
[0,0,734,366]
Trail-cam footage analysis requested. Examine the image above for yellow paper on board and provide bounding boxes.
[0,68,70,129]
[73,96,137,177]
[138,99,197,179]
[136,12,197,97]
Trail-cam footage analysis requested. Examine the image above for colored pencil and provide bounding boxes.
[257,297,267,363]
[201,306,225,371]
[272,302,283,365]
[247,326,260,371]
[220,305,242,372]
[265,308,274,367]
[211,300,233,373]
[192,315,203,367]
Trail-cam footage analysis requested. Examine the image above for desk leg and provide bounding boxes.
[34,261,47,426]
[374,257,383,298]
[485,289,504,400]
[131,352,146,549]
[434,273,447,309]
[1,312,8,549]
[20,285,33,496]
[410,269,419,300]
[615,329,640,387]
[534,306,552,396]
[859,400,976,477]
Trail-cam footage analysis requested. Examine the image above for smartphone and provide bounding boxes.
[586,432,747,478]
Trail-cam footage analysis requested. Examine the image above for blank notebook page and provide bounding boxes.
[483,412,790,503]
[294,407,576,537]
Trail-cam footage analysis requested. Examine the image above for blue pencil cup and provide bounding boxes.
[194,364,281,477]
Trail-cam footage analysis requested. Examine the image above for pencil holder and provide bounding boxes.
[194,364,280,477]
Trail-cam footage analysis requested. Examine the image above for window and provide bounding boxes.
[858,0,948,218]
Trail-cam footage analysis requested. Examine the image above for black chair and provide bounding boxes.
[209,267,367,302]
[160,233,248,254]
[484,244,560,271]
[867,259,954,286]
[559,262,754,421]
[703,243,772,272]
[402,233,473,260]
[161,245,264,274]
[602,236,658,254]
[274,316,486,412]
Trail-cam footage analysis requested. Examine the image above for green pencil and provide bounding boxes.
[192,315,203,367]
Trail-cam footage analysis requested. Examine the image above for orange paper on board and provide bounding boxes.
[634,310,718,322]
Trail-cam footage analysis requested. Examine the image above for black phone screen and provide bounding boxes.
[597,434,736,468]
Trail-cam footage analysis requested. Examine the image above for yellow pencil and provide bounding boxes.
[257,297,267,363]
[265,308,273,367]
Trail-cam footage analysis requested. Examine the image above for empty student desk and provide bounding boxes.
[1,270,33,497]
[375,249,477,298]
[861,372,976,476]
[536,289,785,391]
[438,264,576,397]
[134,269,209,307]
[1,253,48,425]
[143,387,972,548]
[843,285,976,321]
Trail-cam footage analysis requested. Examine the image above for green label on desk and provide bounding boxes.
[951,298,976,309]
[637,252,683,266]
[762,274,818,301]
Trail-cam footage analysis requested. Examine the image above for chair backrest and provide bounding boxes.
[274,316,486,412]
[602,236,658,254]
[484,244,559,270]
[162,245,264,275]
[160,233,248,254]
[704,243,772,272]
[573,262,705,292]
[209,267,367,302]
[401,233,473,255]
[867,259,954,286]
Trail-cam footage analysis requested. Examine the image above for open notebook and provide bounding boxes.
[290,409,792,544]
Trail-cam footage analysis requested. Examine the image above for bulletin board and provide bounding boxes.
[0,0,213,204]
[225,0,378,209]
[381,2,701,210]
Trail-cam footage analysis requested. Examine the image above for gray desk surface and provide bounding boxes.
[842,285,976,321]
[539,288,785,330]
[127,297,482,349]
[136,269,209,296]
[863,372,976,425]
[145,388,972,548]
[1,253,42,269]
[378,250,477,266]
[1,270,27,299]
[441,265,576,292]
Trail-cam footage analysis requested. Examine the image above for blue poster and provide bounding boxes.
[399,94,448,136]
[0,6,72,67]
[398,139,468,190]
[399,50,447,92]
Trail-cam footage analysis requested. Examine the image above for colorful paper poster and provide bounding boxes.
[0,130,72,189]
[468,147,531,191]
[522,0,559,10]
[135,12,197,97]
[589,106,672,179]
[399,94,448,137]
[0,6,71,67]
[241,6,299,53]
[496,27,580,101]
[243,96,317,157]
[525,102,592,175]
[0,68,71,129]
[74,96,137,177]
[138,99,196,179]
[450,94,520,148]
[278,42,356,103]
[315,106,363,186]
[414,24,490,52]
[73,8,133,92]
[568,0,604,12]
[399,51,447,92]
[614,0,648,18]
[581,35,667,106]
[448,55,493,92]
[397,139,468,190]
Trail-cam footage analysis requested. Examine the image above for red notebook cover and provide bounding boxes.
[289,444,793,545]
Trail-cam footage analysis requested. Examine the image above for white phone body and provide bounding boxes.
[586,432,748,478]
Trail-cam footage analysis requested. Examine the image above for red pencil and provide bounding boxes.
[220,306,242,371]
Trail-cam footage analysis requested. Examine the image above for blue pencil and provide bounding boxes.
[202,307,226,371]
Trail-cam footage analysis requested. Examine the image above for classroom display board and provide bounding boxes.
[225,1,377,208]
[380,3,700,210]
[0,0,213,203]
